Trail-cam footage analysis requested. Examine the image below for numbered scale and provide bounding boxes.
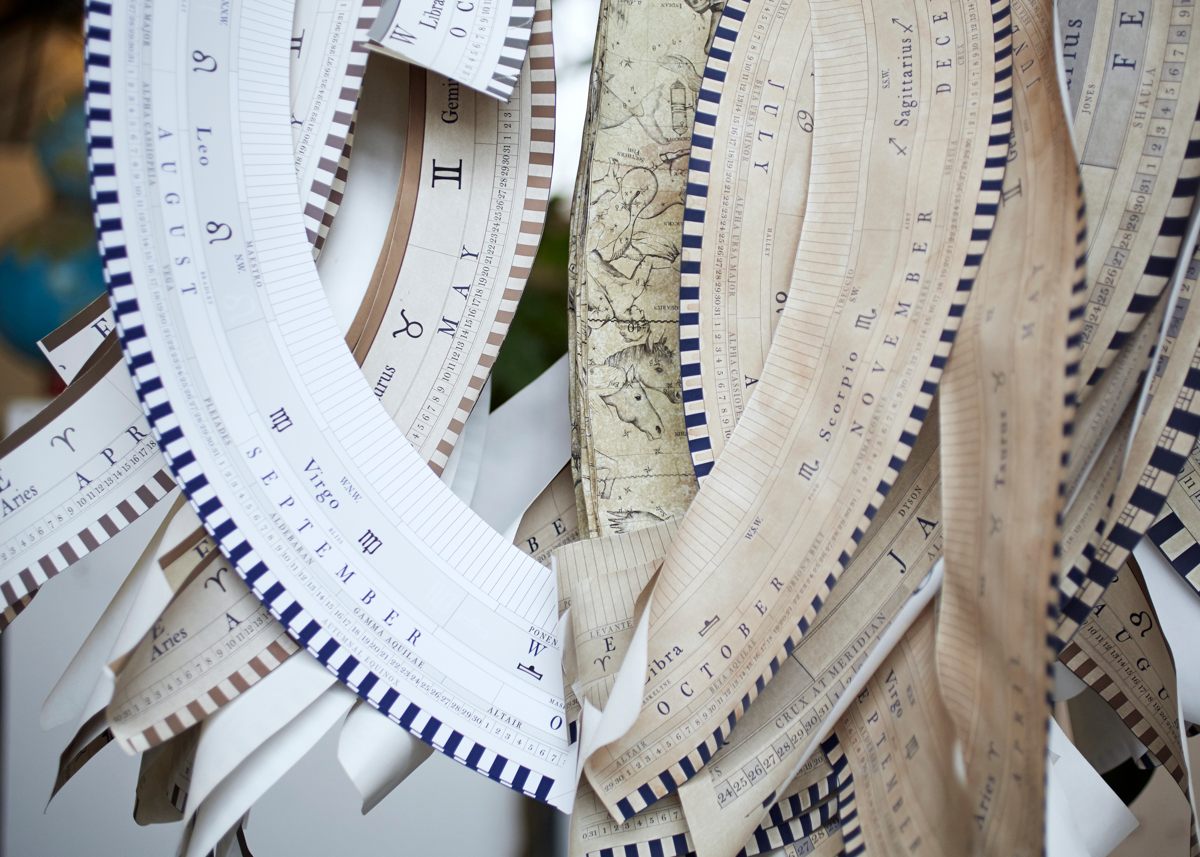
[85,0,573,808]
[582,0,1014,820]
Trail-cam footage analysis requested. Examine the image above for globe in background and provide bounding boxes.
[0,94,103,362]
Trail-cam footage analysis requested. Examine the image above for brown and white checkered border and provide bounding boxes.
[1053,322,1200,648]
[117,636,298,754]
[303,0,381,251]
[0,468,176,617]
[312,111,357,253]
[427,3,556,475]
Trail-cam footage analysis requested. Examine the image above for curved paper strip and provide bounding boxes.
[933,0,1084,851]
[87,0,574,807]
[352,38,556,473]
[1058,0,1200,392]
[0,338,177,619]
[1053,216,1200,644]
[107,547,299,754]
[674,416,943,857]
[289,0,381,250]
[583,0,1013,820]
[679,0,814,477]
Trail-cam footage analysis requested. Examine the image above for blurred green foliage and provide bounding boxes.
[489,197,571,407]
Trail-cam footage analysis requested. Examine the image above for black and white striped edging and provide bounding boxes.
[584,793,839,857]
[764,768,838,830]
[821,736,863,857]
[583,767,838,857]
[1084,47,1200,391]
[739,794,838,857]
[1147,507,1200,594]
[82,0,558,806]
[1046,179,1090,703]
[677,0,751,479]
[1052,315,1200,649]
[610,0,1015,822]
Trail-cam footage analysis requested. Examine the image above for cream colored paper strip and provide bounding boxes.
[934,0,1083,852]
[1058,0,1200,392]
[352,24,555,473]
[569,0,719,536]
[0,339,177,621]
[679,0,815,475]
[828,606,968,857]
[584,0,1011,820]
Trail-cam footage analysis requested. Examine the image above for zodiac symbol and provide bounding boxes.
[50,427,78,454]
[204,565,230,592]
[392,309,424,339]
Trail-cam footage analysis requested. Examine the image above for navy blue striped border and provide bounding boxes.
[1147,509,1200,594]
[821,736,862,857]
[82,0,560,806]
[677,0,753,480]
[763,768,839,830]
[1045,177,1089,694]
[1085,101,1200,390]
[737,792,838,857]
[587,791,839,857]
[606,0,1016,823]
[1053,306,1200,648]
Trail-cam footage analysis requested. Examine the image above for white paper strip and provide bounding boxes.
[183,686,354,857]
[1046,717,1138,857]
[41,493,180,730]
[185,654,337,820]
[473,355,571,539]
[336,701,435,813]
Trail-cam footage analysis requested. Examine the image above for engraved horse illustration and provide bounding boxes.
[600,368,664,439]
[606,509,670,534]
[601,335,681,404]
